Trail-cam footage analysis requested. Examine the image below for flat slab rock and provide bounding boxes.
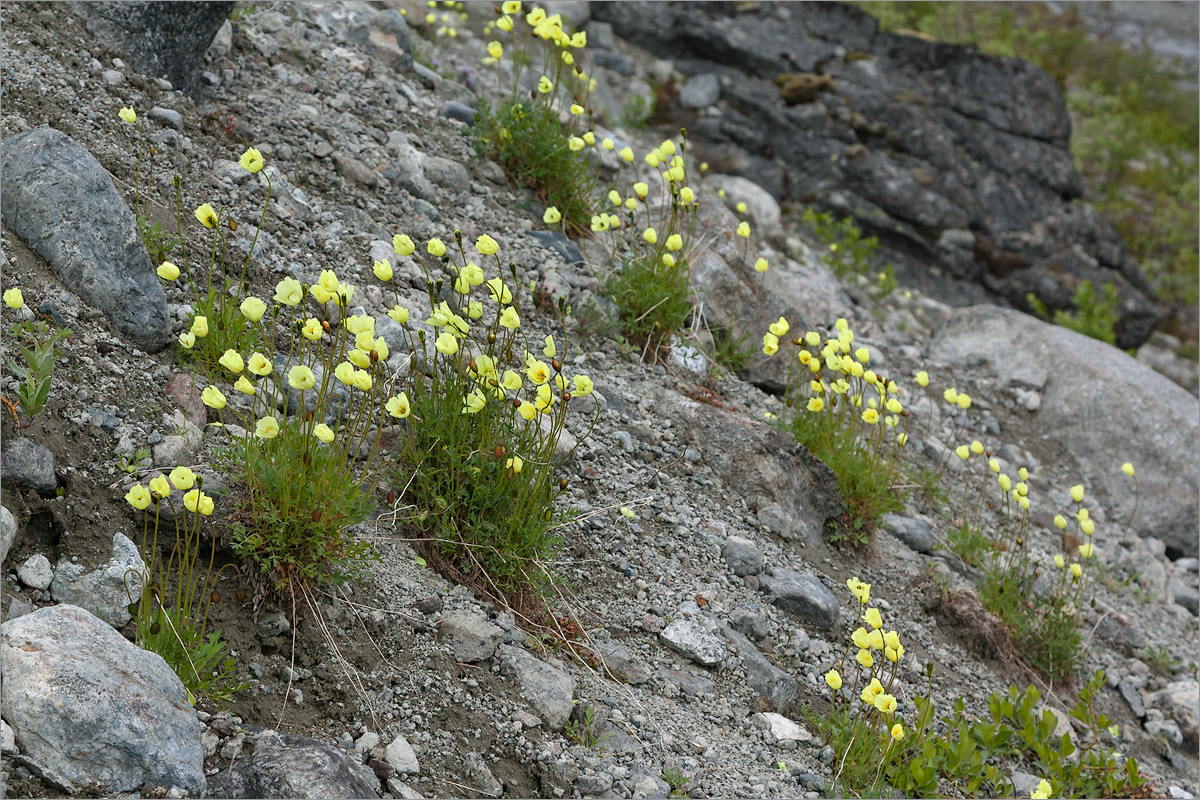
[497,645,576,731]
[759,568,840,631]
[207,730,380,798]
[659,618,727,667]
[930,305,1199,557]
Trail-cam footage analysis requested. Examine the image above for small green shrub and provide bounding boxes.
[3,304,70,422]
[138,216,180,264]
[603,250,692,358]
[708,325,754,376]
[123,468,244,706]
[1027,280,1120,346]
[227,419,376,590]
[621,92,654,129]
[811,583,1148,798]
[800,208,884,284]
[1143,645,1179,677]
[564,705,610,749]
[473,7,598,232]
[475,99,595,232]
[663,768,689,799]
[396,239,599,600]
[944,521,992,569]
[764,318,911,544]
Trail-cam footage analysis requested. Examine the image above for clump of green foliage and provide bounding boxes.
[590,132,703,361]
[809,585,1148,798]
[603,249,692,359]
[801,208,894,298]
[391,233,600,603]
[1027,280,1120,345]
[3,306,70,423]
[123,468,245,706]
[475,99,596,232]
[764,317,909,545]
[138,216,181,265]
[473,6,597,231]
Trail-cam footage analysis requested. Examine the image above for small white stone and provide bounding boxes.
[17,553,53,589]
[385,734,419,775]
[758,712,812,742]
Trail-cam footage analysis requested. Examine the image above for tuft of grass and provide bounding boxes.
[184,286,263,378]
[475,99,595,233]
[603,251,692,360]
[943,521,992,569]
[707,325,754,376]
[226,423,376,591]
[797,417,903,547]
[138,215,181,264]
[1143,645,1178,677]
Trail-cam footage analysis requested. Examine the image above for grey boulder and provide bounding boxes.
[497,645,576,731]
[929,305,1199,557]
[0,604,204,795]
[760,568,840,631]
[2,437,57,494]
[438,610,505,663]
[660,618,727,668]
[1,127,171,351]
[71,2,234,99]
[1,505,17,565]
[881,514,935,554]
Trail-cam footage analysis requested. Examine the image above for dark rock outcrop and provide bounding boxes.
[70,1,234,99]
[594,1,1161,347]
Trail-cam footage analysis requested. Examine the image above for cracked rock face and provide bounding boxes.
[593,1,1161,348]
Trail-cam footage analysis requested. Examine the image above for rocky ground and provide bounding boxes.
[1,2,1198,799]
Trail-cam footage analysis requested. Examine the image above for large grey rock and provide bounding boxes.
[1145,680,1199,751]
[881,513,935,554]
[2,437,57,494]
[705,174,782,236]
[1,127,171,351]
[17,554,53,590]
[438,610,504,663]
[673,397,842,546]
[497,645,576,731]
[206,730,380,798]
[384,735,419,776]
[929,305,1199,557]
[0,505,17,566]
[660,619,727,667]
[688,200,850,392]
[462,752,503,798]
[723,625,797,711]
[592,642,650,685]
[71,2,233,98]
[50,532,146,628]
[0,604,204,795]
[760,568,840,631]
[1168,577,1199,616]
